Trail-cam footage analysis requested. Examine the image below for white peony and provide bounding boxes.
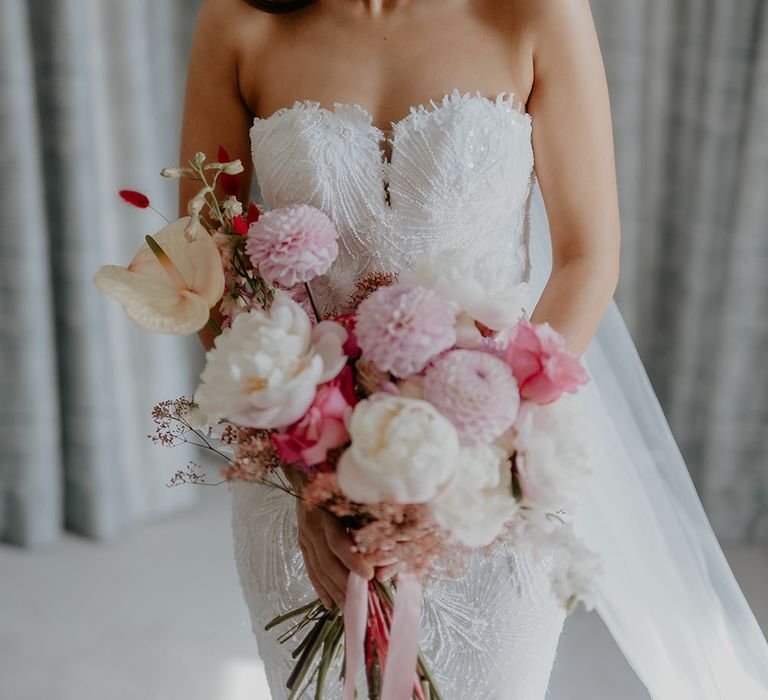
[185,398,215,431]
[337,396,460,504]
[431,443,519,547]
[512,394,594,512]
[195,292,347,429]
[400,249,529,340]
[547,525,601,612]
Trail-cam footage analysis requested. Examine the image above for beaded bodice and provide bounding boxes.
[249,88,536,316]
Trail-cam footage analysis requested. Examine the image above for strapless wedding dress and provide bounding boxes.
[229,87,768,700]
[231,89,567,699]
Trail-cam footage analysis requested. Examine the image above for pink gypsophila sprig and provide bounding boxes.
[423,349,520,445]
[220,427,284,482]
[246,203,339,287]
[303,473,465,581]
[355,284,457,378]
[503,319,589,404]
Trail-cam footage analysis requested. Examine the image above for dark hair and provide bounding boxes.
[244,0,316,12]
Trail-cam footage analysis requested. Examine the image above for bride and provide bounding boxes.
[179,0,768,697]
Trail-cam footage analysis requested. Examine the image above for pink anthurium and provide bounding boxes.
[93,216,225,335]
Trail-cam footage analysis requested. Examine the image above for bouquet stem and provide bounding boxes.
[267,580,443,700]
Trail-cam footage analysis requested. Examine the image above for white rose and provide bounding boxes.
[400,249,529,336]
[337,396,460,504]
[432,444,519,547]
[512,394,594,512]
[223,196,243,219]
[195,292,347,429]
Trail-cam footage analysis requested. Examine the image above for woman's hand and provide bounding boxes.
[296,501,375,610]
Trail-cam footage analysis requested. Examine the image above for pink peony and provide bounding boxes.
[272,366,356,469]
[423,349,520,445]
[503,319,589,405]
[246,204,339,287]
[330,313,361,358]
[355,284,457,378]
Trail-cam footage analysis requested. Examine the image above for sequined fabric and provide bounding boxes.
[248,89,536,318]
[232,89,566,699]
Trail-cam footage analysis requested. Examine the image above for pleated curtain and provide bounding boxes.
[0,0,205,546]
[591,0,768,543]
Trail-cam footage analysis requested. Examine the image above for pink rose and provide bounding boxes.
[330,313,361,358]
[272,366,356,469]
[503,319,589,404]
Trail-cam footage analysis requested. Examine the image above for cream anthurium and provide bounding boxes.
[93,216,225,334]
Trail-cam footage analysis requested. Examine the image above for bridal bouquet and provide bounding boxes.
[94,151,600,700]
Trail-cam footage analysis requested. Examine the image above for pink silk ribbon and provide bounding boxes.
[380,572,423,700]
[342,572,423,700]
[343,572,369,700]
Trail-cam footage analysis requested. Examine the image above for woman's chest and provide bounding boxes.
[238,4,534,129]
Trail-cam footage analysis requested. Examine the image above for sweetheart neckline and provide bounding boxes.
[250,87,532,139]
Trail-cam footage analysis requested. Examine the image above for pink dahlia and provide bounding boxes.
[246,204,339,287]
[504,319,589,405]
[355,284,457,378]
[423,349,520,445]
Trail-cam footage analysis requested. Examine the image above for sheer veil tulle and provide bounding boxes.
[522,176,768,699]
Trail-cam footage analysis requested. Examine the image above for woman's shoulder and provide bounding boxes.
[492,0,594,35]
[191,0,284,91]
[195,0,280,51]
[492,0,599,77]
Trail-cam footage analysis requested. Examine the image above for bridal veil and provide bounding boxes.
[523,176,768,699]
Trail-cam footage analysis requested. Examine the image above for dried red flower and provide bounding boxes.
[118,189,150,209]
[232,215,248,235]
[330,313,361,358]
[247,202,261,224]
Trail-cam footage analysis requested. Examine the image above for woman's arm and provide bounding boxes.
[178,0,256,351]
[526,0,621,355]
[178,0,374,607]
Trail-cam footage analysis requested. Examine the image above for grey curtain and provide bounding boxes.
[591,0,768,543]
[0,0,204,547]
[1,0,765,547]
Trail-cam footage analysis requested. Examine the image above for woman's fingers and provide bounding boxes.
[366,553,398,567]
[300,542,332,609]
[375,562,400,582]
[314,543,350,606]
[324,519,375,581]
[307,564,333,609]
[305,541,344,609]
[297,504,384,609]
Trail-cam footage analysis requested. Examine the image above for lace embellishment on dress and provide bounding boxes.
[249,88,536,318]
